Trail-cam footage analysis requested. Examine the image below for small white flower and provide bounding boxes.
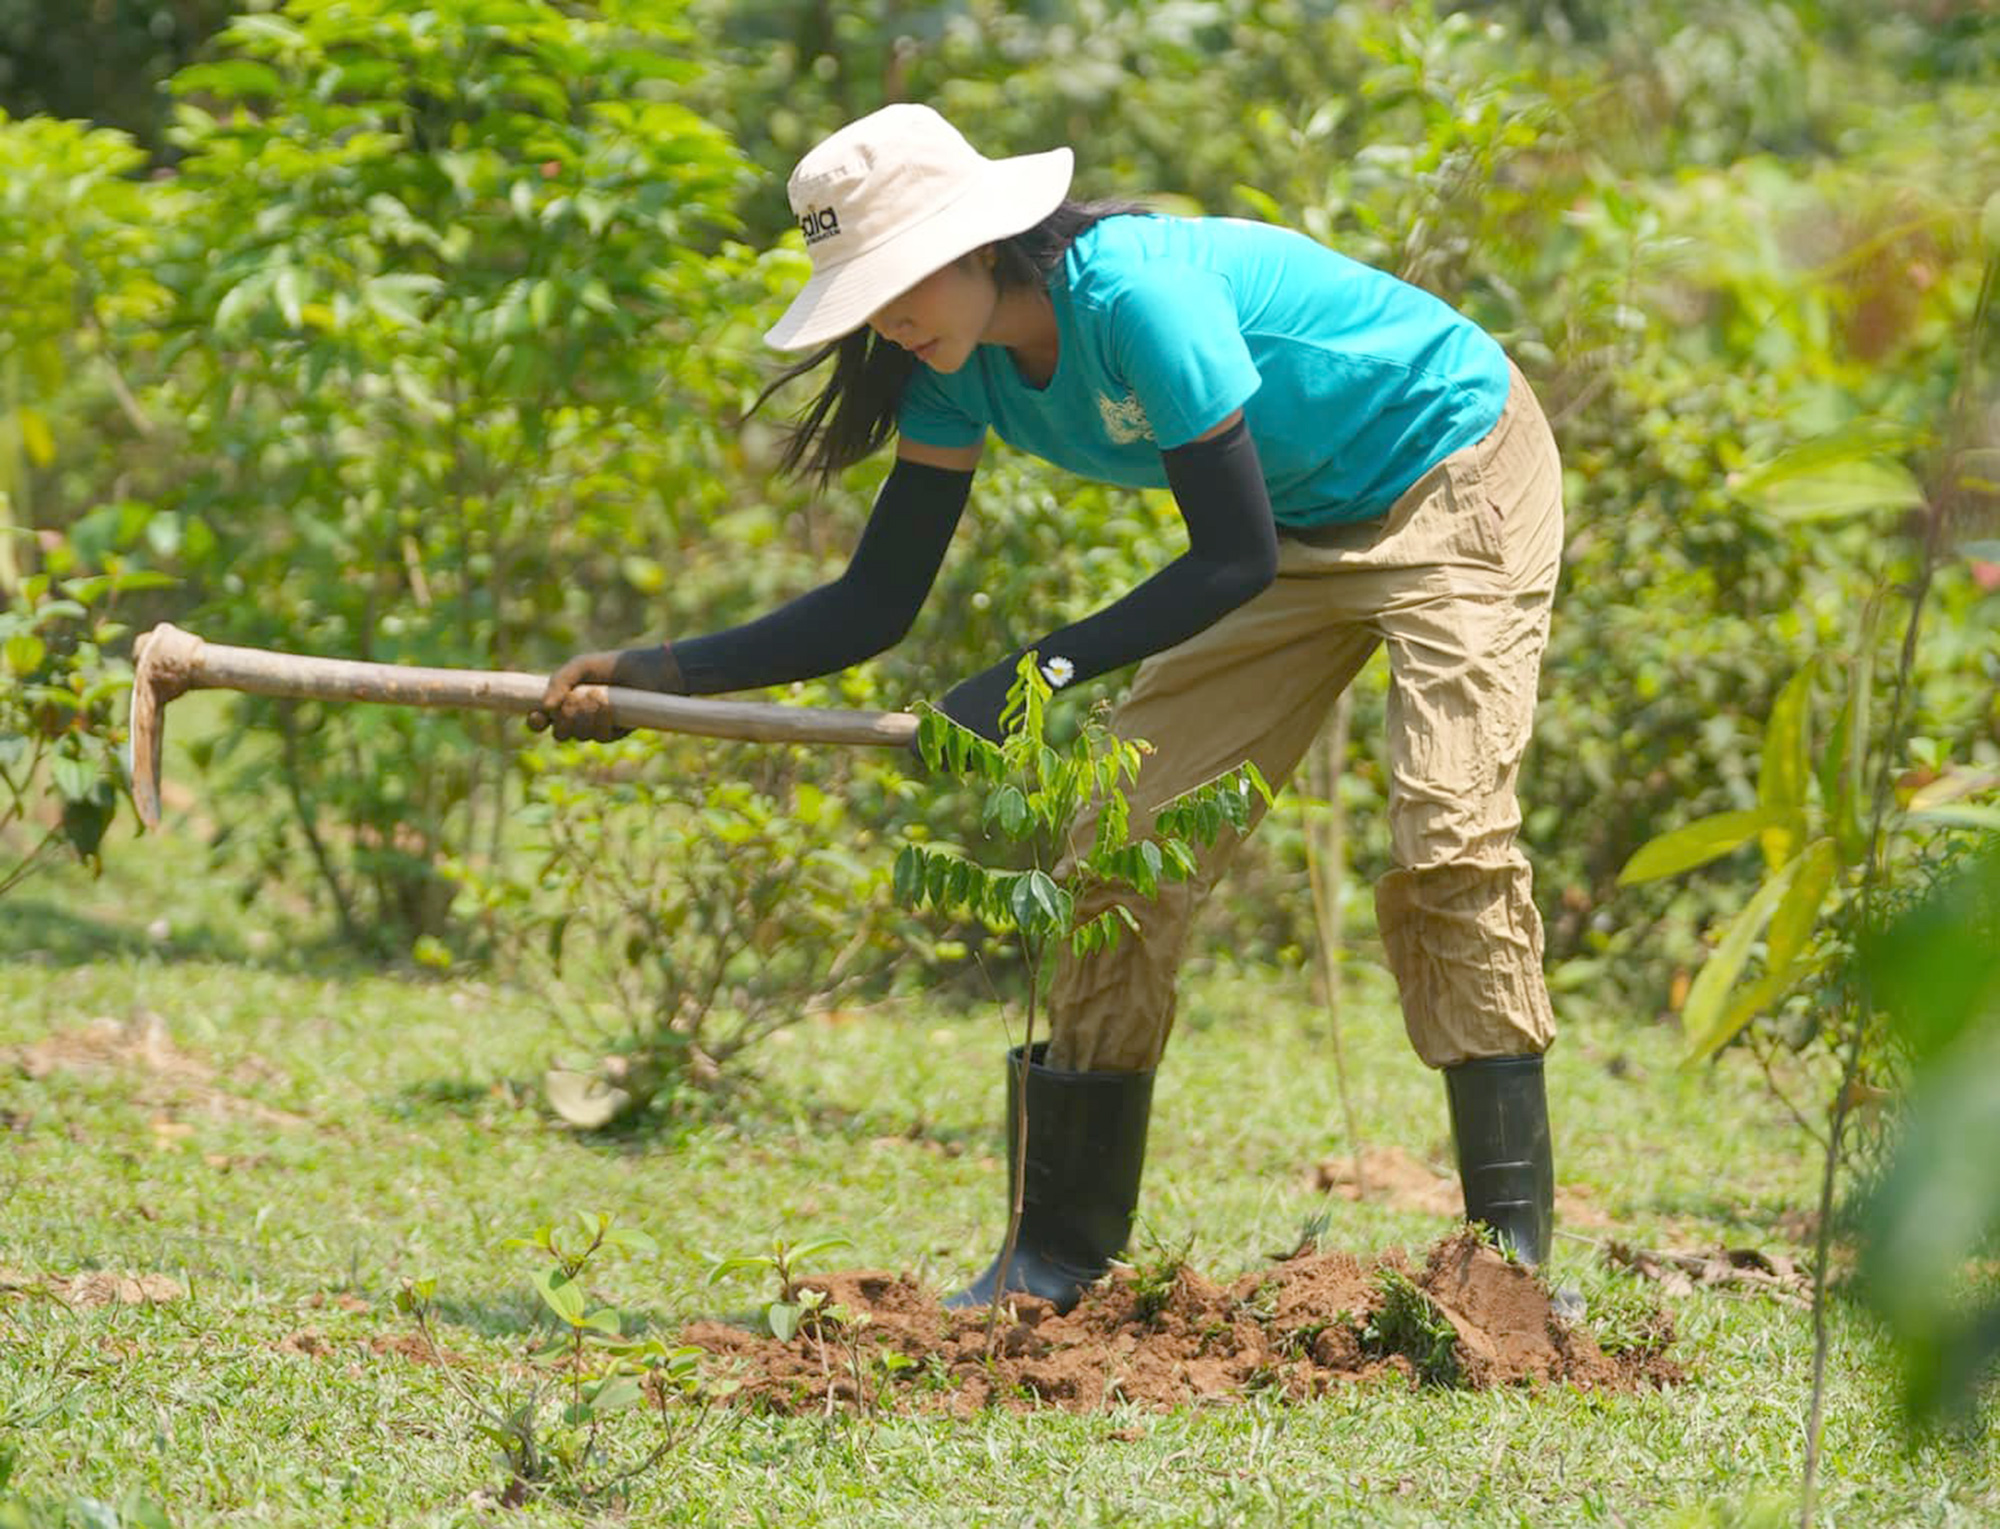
[1042,656,1075,689]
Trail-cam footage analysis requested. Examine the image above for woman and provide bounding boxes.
[531,104,1565,1312]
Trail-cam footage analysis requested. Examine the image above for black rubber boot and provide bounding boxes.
[945,1043,1154,1314]
[1443,1053,1554,1268]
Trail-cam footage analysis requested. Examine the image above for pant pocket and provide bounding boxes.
[1427,444,1506,571]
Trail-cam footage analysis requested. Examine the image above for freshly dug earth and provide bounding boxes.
[683,1232,1680,1416]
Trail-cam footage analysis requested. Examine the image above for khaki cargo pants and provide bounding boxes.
[1047,363,1564,1073]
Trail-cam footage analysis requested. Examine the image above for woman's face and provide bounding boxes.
[866,253,999,373]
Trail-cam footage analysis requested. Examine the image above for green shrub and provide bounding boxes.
[152,0,757,947]
[453,727,907,1127]
[0,563,165,896]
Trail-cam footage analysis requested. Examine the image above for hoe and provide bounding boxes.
[126,622,919,830]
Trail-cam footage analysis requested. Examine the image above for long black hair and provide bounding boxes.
[750,198,1150,487]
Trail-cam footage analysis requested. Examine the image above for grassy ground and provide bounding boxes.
[1,806,1992,1527]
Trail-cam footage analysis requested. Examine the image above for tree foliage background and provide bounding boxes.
[2,0,1995,1029]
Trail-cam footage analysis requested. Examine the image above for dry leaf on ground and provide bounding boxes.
[1603,1240,1811,1307]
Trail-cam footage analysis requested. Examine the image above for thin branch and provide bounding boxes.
[1801,247,1992,1529]
[83,306,155,438]
[1748,1028,1830,1151]
[0,829,62,900]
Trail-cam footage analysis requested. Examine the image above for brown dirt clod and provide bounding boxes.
[682,1231,1677,1416]
[2,1267,184,1308]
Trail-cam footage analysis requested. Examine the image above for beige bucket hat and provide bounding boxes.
[763,104,1074,352]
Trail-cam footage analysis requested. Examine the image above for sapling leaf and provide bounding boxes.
[1094,792,1131,858]
[789,1236,852,1263]
[917,710,947,770]
[1817,687,1855,835]
[985,873,1015,927]
[706,1255,775,1285]
[1010,872,1046,932]
[1137,839,1164,886]
[533,1265,588,1325]
[1618,808,1778,885]
[991,784,1030,838]
[767,1302,802,1342]
[1906,767,2000,812]
[893,844,922,904]
[1765,838,1839,974]
[1911,804,2000,831]
[1758,660,1816,870]
[1682,859,1808,1064]
[603,1226,658,1255]
[582,1307,623,1336]
[1045,879,1073,932]
[586,1375,645,1415]
[1708,965,1796,1063]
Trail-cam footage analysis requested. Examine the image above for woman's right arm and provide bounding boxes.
[531,442,980,740]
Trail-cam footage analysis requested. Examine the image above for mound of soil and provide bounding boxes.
[682,1232,1680,1416]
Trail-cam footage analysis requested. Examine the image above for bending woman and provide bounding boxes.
[533,104,1566,1311]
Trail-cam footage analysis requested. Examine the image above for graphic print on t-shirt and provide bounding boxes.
[1096,389,1155,445]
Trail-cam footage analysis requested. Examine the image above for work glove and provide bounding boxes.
[527,644,683,743]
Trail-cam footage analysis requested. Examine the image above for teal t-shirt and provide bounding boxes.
[897,215,1510,527]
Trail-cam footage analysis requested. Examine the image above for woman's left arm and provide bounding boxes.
[939,410,1278,738]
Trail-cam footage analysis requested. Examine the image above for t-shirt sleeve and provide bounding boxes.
[1109,266,1263,449]
[897,367,989,450]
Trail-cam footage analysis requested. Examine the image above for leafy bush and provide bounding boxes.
[152,0,757,946]
[0,111,182,895]
[401,1213,709,1504]
[0,111,171,573]
[0,560,170,897]
[453,728,906,1127]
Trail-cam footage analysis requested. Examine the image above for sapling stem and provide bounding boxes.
[987,931,1040,1347]
[1303,696,1364,1201]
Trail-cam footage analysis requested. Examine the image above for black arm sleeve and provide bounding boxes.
[668,459,974,695]
[940,416,1279,739]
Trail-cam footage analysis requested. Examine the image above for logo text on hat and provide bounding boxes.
[800,205,842,246]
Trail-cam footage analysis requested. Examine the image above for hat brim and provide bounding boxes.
[763,146,1075,352]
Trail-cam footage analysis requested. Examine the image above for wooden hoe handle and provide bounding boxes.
[126,623,918,831]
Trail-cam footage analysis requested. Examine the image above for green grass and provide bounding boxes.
[1,811,1993,1527]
